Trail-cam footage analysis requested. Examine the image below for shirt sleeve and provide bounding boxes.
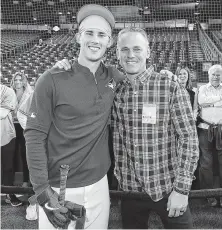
[0,108,11,119]
[198,85,222,105]
[1,87,17,111]
[170,83,199,195]
[24,71,55,195]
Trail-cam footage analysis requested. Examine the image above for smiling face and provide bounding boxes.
[77,28,111,63]
[209,68,222,87]
[116,31,150,78]
[178,68,189,86]
[14,75,24,90]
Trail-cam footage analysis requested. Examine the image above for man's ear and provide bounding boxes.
[116,47,120,61]
[107,37,113,48]
[75,33,81,44]
[146,47,150,59]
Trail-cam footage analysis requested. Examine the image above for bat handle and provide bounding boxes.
[59,164,70,206]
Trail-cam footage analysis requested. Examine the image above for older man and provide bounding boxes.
[25,4,124,229]
[197,64,222,207]
[111,27,199,229]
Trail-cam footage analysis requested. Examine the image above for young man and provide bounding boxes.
[24,4,124,229]
[196,64,222,207]
[111,27,199,229]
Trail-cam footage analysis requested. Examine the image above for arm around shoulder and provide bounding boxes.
[107,66,125,83]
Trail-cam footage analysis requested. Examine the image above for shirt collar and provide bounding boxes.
[123,65,154,85]
[206,82,222,90]
[71,60,105,76]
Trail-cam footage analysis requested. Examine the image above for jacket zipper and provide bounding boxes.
[93,74,102,99]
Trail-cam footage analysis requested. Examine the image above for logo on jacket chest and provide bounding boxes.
[106,78,117,93]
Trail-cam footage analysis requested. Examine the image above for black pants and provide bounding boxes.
[14,123,29,182]
[1,138,16,186]
[121,194,193,229]
[198,128,222,189]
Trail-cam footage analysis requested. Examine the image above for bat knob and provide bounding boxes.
[60,165,70,170]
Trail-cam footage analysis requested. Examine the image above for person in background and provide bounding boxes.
[175,66,199,190]
[10,72,33,188]
[1,83,22,207]
[16,90,38,221]
[111,27,199,229]
[175,66,197,109]
[196,64,222,207]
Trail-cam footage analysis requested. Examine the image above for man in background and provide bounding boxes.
[196,64,222,207]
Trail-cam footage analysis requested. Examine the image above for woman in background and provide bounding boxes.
[175,66,197,109]
[10,72,33,187]
[1,83,22,206]
[175,66,199,190]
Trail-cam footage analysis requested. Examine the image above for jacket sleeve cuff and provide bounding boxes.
[173,187,189,196]
[36,186,54,206]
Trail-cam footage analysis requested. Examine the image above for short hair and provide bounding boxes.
[175,66,193,90]
[208,64,222,75]
[10,72,28,91]
[116,27,149,48]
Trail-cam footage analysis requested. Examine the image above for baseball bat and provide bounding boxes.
[59,164,70,206]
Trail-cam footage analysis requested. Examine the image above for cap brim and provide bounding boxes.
[77,4,115,29]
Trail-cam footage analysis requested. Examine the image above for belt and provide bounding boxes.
[198,117,222,150]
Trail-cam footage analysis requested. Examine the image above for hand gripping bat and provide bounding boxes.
[58,165,86,229]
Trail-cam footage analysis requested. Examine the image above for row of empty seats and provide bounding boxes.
[188,30,205,62]
[1,29,221,86]
[1,31,40,61]
[198,25,222,62]
[211,30,222,52]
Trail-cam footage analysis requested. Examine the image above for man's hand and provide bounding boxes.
[160,70,177,81]
[54,59,72,71]
[64,201,86,229]
[167,190,188,217]
[36,187,71,229]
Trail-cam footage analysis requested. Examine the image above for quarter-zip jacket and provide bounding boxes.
[24,62,124,194]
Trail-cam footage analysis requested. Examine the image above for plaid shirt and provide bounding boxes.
[111,66,199,202]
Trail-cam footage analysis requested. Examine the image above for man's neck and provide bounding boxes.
[126,70,146,86]
[78,57,101,75]
[210,83,220,89]
[127,74,137,86]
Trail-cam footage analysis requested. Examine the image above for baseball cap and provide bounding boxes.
[77,4,115,29]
